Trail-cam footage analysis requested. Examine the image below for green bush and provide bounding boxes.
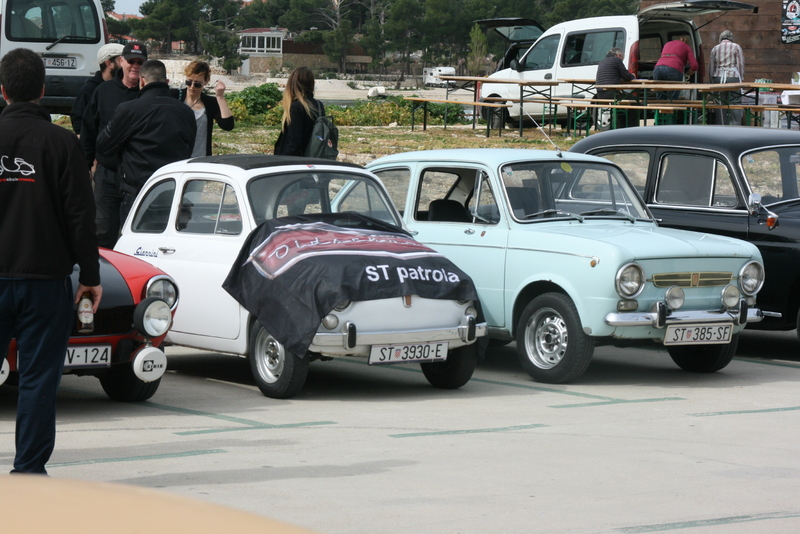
[228,83,282,117]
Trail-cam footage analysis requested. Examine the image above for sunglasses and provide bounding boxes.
[185,80,205,89]
[126,58,144,65]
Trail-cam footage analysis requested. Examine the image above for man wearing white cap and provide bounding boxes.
[709,30,745,125]
[70,43,124,135]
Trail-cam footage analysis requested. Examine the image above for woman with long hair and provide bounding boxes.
[274,67,324,156]
[176,60,234,157]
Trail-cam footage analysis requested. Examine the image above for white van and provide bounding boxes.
[1,0,108,113]
[479,0,756,125]
[423,66,456,87]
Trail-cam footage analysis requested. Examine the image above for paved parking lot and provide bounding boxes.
[2,330,799,533]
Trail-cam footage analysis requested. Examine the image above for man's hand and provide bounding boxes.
[75,284,103,313]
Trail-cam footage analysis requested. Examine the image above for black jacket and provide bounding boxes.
[0,103,99,285]
[96,81,196,194]
[71,70,103,134]
[273,97,324,156]
[172,88,235,156]
[80,68,140,168]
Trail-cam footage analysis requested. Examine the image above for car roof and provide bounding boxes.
[366,148,611,167]
[570,125,800,156]
[186,154,362,171]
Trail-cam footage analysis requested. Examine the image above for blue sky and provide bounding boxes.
[113,0,144,15]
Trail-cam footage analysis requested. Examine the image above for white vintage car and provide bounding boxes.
[115,155,485,398]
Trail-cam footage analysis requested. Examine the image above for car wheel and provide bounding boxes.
[667,334,739,373]
[420,344,478,389]
[593,107,612,131]
[99,362,161,402]
[249,321,309,399]
[516,293,594,383]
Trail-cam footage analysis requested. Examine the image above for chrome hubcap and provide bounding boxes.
[255,330,284,384]
[524,307,568,370]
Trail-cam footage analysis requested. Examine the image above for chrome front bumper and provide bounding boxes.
[313,315,487,350]
[605,300,763,328]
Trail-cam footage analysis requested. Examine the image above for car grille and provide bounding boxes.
[71,305,136,337]
[651,272,733,288]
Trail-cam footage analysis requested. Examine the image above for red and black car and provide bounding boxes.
[1,249,178,401]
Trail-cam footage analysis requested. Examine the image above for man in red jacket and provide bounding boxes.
[0,48,102,475]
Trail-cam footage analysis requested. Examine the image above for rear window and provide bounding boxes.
[6,0,101,42]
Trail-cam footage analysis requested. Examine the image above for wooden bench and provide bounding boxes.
[403,97,511,137]
[559,102,689,134]
[761,106,800,129]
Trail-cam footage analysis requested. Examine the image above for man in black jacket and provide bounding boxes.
[70,43,124,135]
[0,48,102,474]
[81,41,146,248]
[97,59,196,222]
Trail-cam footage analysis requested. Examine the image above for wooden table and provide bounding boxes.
[439,75,560,136]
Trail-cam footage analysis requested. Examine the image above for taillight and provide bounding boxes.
[628,41,639,77]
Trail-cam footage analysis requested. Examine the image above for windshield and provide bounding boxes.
[741,147,800,204]
[6,0,101,42]
[248,171,402,228]
[500,161,650,221]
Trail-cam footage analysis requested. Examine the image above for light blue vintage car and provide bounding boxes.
[366,149,765,384]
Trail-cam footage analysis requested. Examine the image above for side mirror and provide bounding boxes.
[747,193,762,216]
[510,59,519,72]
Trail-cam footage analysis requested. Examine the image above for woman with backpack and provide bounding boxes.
[273,67,325,156]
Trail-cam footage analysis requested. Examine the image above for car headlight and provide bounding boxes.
[722,284,741,308]
[616,263,645,298]
[739,261,764,296]
[134,297,172,338]
[146,276,178,310]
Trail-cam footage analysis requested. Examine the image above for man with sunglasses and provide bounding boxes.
[80,41,147,248]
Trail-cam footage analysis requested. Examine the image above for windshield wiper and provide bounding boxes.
[46,35,79,50]
[522,209,584,222]
[579,208,636,223]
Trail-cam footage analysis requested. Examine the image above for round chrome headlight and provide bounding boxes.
[147,276,179,310]
[722,284,741,308]
[665,285,685,310]
[134,297,172,338]
[616,263,645,298]
[333,300,351,311]
[739,261,765,296]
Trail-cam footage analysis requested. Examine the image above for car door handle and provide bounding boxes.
[545,73,552,80]
[464,228,475,235]
[158,247,175,254]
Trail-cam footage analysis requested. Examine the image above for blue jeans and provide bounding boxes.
[0,277,72,474]
[653,65,684,100]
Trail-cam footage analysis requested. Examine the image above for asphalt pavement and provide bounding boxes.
[1,329,799,533]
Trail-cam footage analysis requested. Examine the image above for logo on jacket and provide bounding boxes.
[0,156,36,182]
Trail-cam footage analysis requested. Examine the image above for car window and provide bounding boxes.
[563,30,624,66]
[372,168,411,215]
[467,172,500,224]
[7,0,101,42]
[131,179,175,233]
[331,178,396,223]
[177,180,242,235]
[414,170,462,221]
[638,34,663,64]
[501,161,649,220]
[597,152,650,197]
[522,34,560,71]
[741,147,800,204]
[655,153,738,208]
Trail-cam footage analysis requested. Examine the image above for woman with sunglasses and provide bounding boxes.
[175,60,234,157]
[273,66,323,156]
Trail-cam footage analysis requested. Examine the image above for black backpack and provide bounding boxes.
[304,102,339,160]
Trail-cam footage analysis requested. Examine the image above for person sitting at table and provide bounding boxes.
[653,35,698,100]
[595,47,638,128]
[709,30,745,125]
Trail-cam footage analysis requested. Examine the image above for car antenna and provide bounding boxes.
[521,108,563,155]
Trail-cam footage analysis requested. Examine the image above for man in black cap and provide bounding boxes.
[80,41,147,248]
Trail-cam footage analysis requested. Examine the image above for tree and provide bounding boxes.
[466,23,487,75]
[383,0,424,75]
[133,0,201,54]
[323,18,355,71]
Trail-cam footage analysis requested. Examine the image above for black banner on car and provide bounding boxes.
[223,213,479,356]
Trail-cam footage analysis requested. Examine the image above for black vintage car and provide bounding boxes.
[570,125,800,339]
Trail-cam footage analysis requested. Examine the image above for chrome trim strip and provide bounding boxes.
[605,307,763,327]
[506,246,600,264]
[313,322,488,347]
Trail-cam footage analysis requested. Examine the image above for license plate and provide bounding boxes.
[664,324,733,345]
[43,56,76,69]
[65,345,111,367]
[368,342,448,364]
